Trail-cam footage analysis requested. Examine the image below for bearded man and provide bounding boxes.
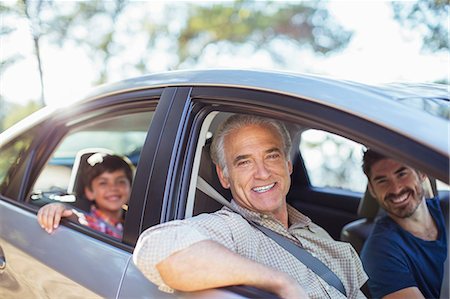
[361,149,447,299]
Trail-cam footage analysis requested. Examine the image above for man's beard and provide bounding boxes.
[383,186,424,219]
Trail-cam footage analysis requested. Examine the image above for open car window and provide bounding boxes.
[300,129,367,193]
[29,110,154,239]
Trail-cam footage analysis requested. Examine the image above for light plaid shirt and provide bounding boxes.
[133,201,367,298]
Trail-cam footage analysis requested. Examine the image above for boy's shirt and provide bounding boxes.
[79,205,124,239]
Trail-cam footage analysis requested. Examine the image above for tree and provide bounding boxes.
[392,0,449,52]
[46,0,127,84]
[0,99,42,132]
[1,0,352,105]
[18,0,48,107]
[142,0,352,69]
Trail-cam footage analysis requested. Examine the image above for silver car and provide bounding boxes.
[0,70,448,298]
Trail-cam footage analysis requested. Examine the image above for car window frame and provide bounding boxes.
[0,89,161,250]
[144,85,449,230]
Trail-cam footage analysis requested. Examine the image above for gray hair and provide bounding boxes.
[210,114,292,177]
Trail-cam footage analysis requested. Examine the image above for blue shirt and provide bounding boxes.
[361,198,447,299]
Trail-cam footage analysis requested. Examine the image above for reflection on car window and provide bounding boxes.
[300,129,367,193]
[0,133,34,194]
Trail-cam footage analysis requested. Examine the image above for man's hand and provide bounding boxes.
[37,203,73,233]
[156,240,309,299]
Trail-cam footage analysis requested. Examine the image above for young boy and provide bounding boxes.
[37,153,133,239]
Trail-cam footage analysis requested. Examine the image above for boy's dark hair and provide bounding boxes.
[362,148,388,178]
[83,153,133,190]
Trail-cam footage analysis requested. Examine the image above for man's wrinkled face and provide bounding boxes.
[216,124,292,219]
[368,158,425,219]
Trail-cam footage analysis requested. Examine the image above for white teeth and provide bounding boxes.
[392,193,408,203]
[253,183,275,193]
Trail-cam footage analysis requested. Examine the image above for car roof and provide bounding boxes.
[2,69,448,156]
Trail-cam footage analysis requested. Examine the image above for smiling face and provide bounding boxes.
[216,124,292,222]
[85,170,131,220]
[368,158,425,219]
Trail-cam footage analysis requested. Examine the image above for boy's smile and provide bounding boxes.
[85,169,131,220]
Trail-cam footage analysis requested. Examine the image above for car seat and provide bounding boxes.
[340,188,381,254]
[341,178,448,298]
[194,140,232,215]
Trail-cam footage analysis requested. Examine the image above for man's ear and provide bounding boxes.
[84,186,95,201]
[288,160,293,175]
[216,164,230,189]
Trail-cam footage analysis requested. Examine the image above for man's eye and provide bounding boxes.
[375,179,387,185]
[237,160,250,167]
[398,171,408,177]
[267,153,280,160]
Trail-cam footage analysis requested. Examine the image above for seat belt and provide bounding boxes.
[197,176,347,297]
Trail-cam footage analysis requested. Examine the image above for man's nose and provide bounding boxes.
[254,161,270,179]
[388,179,403,194]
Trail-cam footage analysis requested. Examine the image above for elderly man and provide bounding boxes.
[133,115,367,299]
[360,149,447,299]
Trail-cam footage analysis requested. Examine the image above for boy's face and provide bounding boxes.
[84,169,131,215]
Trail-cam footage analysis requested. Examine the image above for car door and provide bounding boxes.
[138,86,366,233]
[0,88,172,298]
[129,84,448,244]
[119,83,448,298]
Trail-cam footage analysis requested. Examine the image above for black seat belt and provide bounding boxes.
[197,176,347,297]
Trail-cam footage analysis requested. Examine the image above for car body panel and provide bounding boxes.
[0,69,448,298]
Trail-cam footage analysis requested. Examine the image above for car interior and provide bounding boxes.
[190,111,449,297]
[26,108,449,297]
[189,111,363,235]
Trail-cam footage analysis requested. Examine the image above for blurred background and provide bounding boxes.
[1,0,448,132]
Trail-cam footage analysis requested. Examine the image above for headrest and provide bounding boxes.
[357,188,380,219]
[199,141,232,201]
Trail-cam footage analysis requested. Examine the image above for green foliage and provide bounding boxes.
[45,0,127,84]
[169,1,352,67]
[0,100,42,132]
[392,0,449,51]
[1,0,353,115]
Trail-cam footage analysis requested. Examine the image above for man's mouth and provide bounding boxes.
[252,183,276,193]
[386,190,411,205]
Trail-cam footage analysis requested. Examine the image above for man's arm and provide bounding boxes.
[382,287,425,299]
[156,240,308,299]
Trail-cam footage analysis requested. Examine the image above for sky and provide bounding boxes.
[1,1,448,108]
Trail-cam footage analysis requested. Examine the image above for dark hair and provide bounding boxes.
[362,148,388,177]
[83,153,133,190]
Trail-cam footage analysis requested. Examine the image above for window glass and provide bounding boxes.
[300,129,367,193]
[437,180,450,191]
[0,133,34,194]
[30,110,154,239]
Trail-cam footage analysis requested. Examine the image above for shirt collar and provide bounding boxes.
[229,200,312,230]
[90,205,122,226]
